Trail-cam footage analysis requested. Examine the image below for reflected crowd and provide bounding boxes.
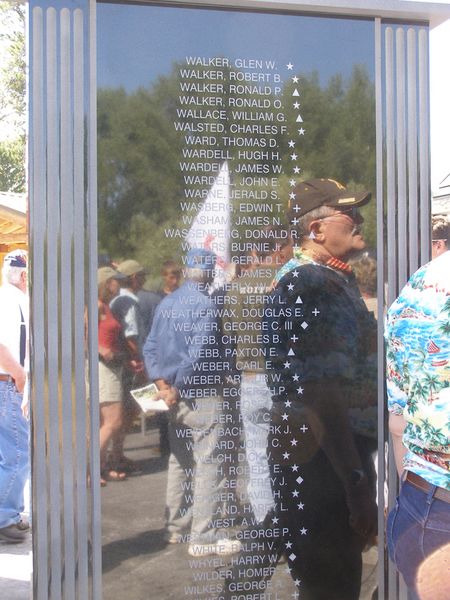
[96,178,384,600]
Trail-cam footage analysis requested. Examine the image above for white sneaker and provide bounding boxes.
[188,538,242,557]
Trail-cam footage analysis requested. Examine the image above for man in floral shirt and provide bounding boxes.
[386,249,450,598]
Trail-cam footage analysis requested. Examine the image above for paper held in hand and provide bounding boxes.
[130,382,169,413]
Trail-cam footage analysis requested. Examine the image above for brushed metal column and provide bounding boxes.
[29,1,100,599]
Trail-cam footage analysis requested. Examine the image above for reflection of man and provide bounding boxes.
[431,215,449,259]
[386,250,450,599]
[265,179,378,599]
[156,260,182,300]
[0,250,29,543]
[223,232,289,525]
[143,249,240,557]
[110,259,147,472]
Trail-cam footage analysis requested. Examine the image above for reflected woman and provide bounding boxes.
[97,266,128,485]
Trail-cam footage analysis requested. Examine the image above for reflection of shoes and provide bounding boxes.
[0,524,28,543]
[188,538,242,557]
[17,518,30,531]
[102,469,127,481]
[115,456,142,474]
[164,532,183,544]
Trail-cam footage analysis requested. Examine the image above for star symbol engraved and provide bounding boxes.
[288,140,296,148]
[285,400,292,408]
[287,283,294,291]
[297,386,304,395]
[300,527,308,535]
[289,179,296,187]
[291,464,299,472]
[293,101,300,109]
[283,451,290,460]
[282,413,289,421]
[272,516,279,524]
[292,374,300,382]
[292,489,299,498]
[298,127,305,135]
[289,192,296,200]
[292,270,299,277]
[293,166,301,174]
[285,566,292,574]
[286,541,293,549]
[292,76,299,83]
[287,62,294,70]
[283,361,291,368]
[298,502,305,510]
[294,579,301,587]
[291,438,298,446]
[290,153,298,161]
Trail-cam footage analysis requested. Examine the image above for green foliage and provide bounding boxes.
[98,64,377,270]
[0,1,26,193]
[0,136,25,192]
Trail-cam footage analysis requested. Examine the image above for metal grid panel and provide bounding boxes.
[29,2,100,599]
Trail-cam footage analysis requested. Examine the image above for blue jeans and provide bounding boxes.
[0,380,29,528]
[387,477,450,599]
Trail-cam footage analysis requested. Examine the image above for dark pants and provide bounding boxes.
[269,449,365,600]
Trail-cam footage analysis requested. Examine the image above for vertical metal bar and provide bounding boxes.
[375,17,386,600]
[385,26,400,600]
[418,29,430,265]
[60,8,76,600]
[385,28,397,308]
[87,2,102,598]
[30,7,50,600]
[45,8,63,599]
[396,29,408,289]
[407,29,419,275]
[73,7,90,599]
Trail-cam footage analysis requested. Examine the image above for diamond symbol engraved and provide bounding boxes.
[289,553,297,561]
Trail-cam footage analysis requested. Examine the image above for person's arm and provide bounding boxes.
[389,413,407,476]
[0,343,26,393]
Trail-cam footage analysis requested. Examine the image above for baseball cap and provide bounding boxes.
[186,248,217,270]
[117,259,147,277]
[97,266,126,285]
[290,179,371,217]
[3,249,27,268]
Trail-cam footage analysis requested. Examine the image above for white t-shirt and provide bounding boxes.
[0,282,29,375]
